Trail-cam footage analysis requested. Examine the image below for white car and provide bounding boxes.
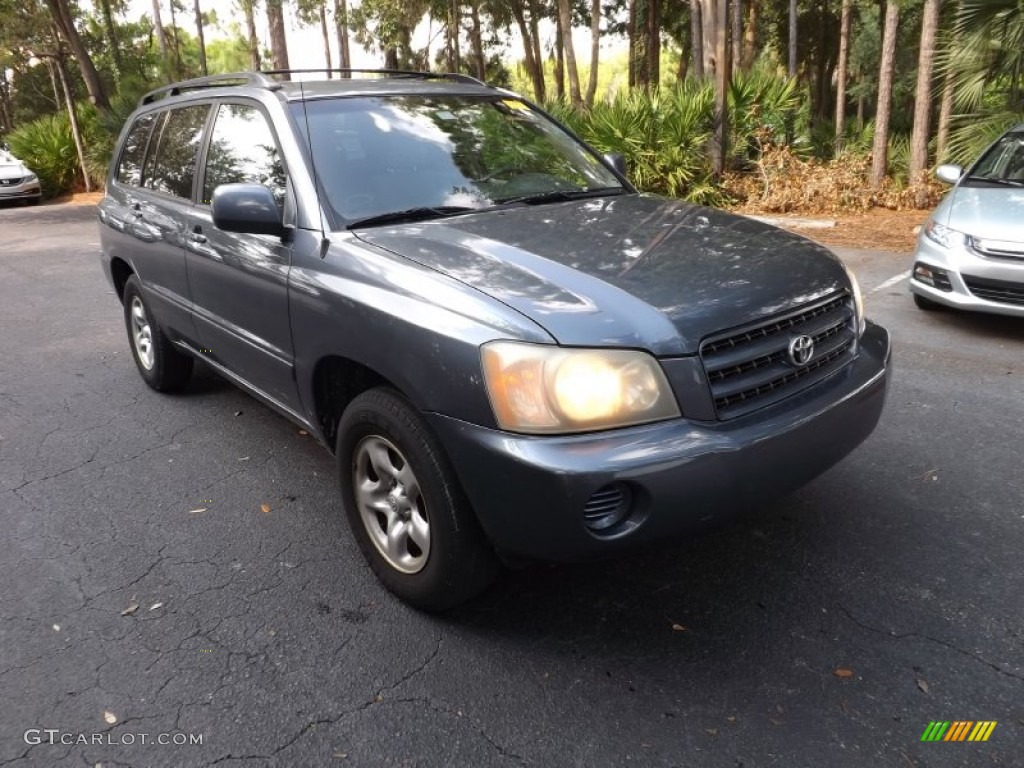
[0,150,42,204]
[910,124,1024,317]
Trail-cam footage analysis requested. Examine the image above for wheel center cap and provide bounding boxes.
[387,494,399,510]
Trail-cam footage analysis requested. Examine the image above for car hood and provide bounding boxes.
[354,194,849,356]
[0,163,28,179]
[939,185,1024,242]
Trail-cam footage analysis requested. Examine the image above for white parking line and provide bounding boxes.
[869,270,911,294]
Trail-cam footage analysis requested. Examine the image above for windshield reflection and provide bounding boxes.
[296,95,623,224]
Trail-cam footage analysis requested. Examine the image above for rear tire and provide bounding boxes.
[122,275,193,392]
[337,388,499,611]
[913,292,943,311]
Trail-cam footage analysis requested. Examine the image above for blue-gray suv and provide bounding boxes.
[99,70,891,610]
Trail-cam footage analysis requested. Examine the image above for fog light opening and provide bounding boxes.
[913,263,953,291]
[582,483,633,535]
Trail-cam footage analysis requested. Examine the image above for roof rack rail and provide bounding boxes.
[260,68,488,86]
[138,72,280,107]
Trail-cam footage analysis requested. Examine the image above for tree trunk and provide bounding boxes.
[512,1,544,101]
[244,0,261,70]
[152,0,171,72]
[557,0,582,106]
[732,0,741,70]
[469,1,485,80]
[908,0,939,180]
[194,0,207,75]
[834,0,850,149]
[870,0,899,188]
[586,0,600,105]
[936,67,954,162]
[54,51,91,192]
[45,0,111,111]
[318,1,332,77]
[690,0,704,78]
[46,59,63,109]
[97,0,123,77]
[555,19,565,99]
[334,0,350,73]
[712,0,730,175]
[528,1,544,97]
[786,0,794,77]
[699,0,717,75]
[0,69,15,131]
[741,0,758,70]
[646,0,661,86]
[267,0,290,78]
[168,0,183,78]
[856,71,865,128]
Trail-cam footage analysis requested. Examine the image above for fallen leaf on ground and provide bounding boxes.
[149,602,163,611]
[237,456,250,462]
[120,603,139,616]
[671,623,687,632]
[916,677,929,693]
[53,624,60,632]
[332,752,348,759]
[260,503,271,514]
[705,728,718,736]
[833,667,854,678]
[234,411,242,416]
[103,710,117,724]
[188,507,207,515]
[298,429,308,436]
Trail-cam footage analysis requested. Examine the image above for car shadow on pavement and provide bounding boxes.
[446,490,832,657]
[921,308,1024,341]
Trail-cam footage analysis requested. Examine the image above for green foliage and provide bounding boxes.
[946,112,1024,166]
[7,107,105,197]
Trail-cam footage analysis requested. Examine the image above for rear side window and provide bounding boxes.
[202,104,286,206]
[144,104,210,199]
[116,114,156,186]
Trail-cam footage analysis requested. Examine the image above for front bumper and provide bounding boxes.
[0,177,42,201]
[429,321,891,562]
[910,231,1024,317]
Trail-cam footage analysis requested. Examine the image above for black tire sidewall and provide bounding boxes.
[337,389,497,611]
[122,275,192,391]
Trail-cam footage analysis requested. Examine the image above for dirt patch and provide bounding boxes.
[741,208,930,253]
[48,190,105,206]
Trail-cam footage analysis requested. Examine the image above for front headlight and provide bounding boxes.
[25,173,37,182]
[844,264,866,336]
[923,219,963,249]
[481,342,681,434]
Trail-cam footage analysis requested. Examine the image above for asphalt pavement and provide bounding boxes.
[0,202,1021,767]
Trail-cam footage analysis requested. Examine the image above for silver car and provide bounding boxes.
[0,150,42,204]
[910,124,1024,317]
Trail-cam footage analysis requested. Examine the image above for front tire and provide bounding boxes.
[122,275,193,392]
[337,388,499,611]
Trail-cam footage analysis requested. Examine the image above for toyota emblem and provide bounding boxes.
[788,334,815,366]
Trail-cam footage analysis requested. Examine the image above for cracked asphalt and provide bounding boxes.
[0,202,1021,768]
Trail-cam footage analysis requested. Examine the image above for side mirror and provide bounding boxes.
[604,152,627,177]
[935,164,963,185]
[211,183,286,237]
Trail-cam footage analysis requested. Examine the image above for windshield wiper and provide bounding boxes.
[347,205,480,229]
[495,186,626,206]
[964,175,1024,187]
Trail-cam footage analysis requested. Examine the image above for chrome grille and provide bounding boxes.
[700,292,857,420]
[0,177,22,186]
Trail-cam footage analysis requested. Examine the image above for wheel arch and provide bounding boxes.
[110,257,134,304]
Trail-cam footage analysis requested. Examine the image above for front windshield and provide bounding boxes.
[294,94,623,224]
[968,132,1024,182]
